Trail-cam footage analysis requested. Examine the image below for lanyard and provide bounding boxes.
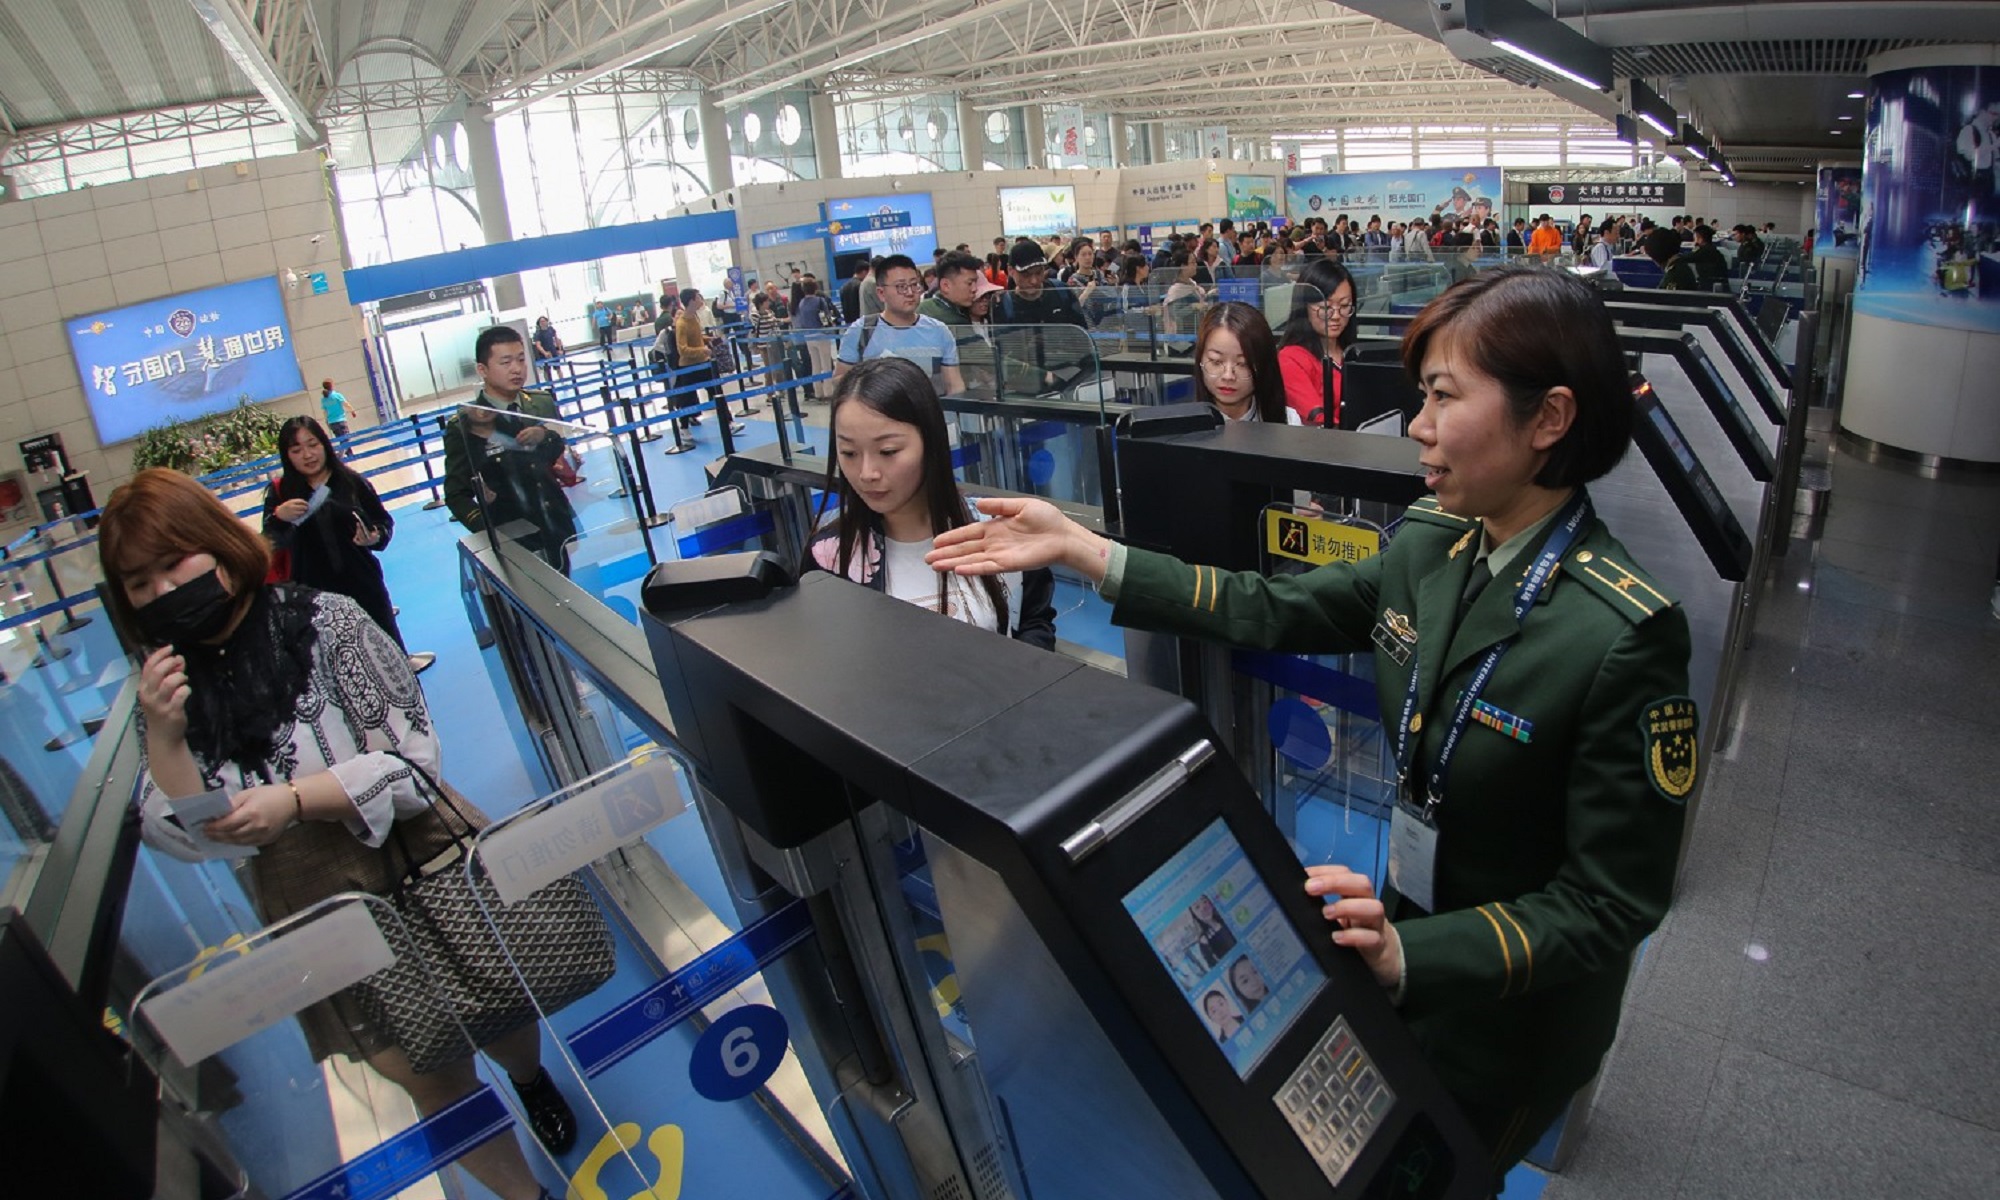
[1394,491,1592,813]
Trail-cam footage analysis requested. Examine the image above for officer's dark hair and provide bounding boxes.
[475,324,524,365]
[1642,227,1682,267]
[1692,224,1715,245]
[937,251,982,281]
[1399,265,1632,489]
[873,254,917,283]
[801,279,819,296]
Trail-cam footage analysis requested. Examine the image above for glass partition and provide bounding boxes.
[0,532,122,913]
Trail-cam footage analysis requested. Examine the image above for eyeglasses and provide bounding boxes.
[883,280,926,294]
[1199,355,1248,378]
[1310,301,1357,318]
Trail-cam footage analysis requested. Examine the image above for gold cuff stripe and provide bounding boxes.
[1581,565,1658,616]
[1207,567,1221,612]
[1474,905,1515,997]
[1190,564,1204,610]
[1493,904,1533,994]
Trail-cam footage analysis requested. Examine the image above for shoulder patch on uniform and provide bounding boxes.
[1569,549,1676,623]
[1640,696,1700,802]
[1403,497,1475,528]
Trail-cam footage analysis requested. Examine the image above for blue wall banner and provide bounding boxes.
[999,185,1078,239]
[342,210,739,305]
[752,211,911,251]
[1857,66,2000,332]
[1815,166,1863,258]
[65,275,305,445]
[1284,168,1502,227]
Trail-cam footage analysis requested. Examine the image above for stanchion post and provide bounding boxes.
[414,413,449,510]
[617,388,670,529]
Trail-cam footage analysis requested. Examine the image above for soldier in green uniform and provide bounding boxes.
[443,326,578,572]
[928,266,1696,1189]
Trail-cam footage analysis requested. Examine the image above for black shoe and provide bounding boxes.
[512,1066,577,1156]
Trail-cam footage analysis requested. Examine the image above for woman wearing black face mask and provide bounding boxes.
[98,469,574,1200]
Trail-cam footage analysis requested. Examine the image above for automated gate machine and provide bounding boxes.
[641,561,1487,1200]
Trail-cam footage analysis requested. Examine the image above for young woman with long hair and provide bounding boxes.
[262,416,413,655]
[804,357,1056,647]
[1193,302,1298,426]
[1276,258,1360,427]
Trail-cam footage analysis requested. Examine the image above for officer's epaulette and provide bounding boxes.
[1566,548,1677,622]
[1402,497,1475,528]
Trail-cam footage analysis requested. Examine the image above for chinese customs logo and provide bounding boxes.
[1549,185,1566,204]
[167,308,198,337]
[1640,696,1699,801]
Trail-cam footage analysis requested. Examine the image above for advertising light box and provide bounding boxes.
[999,185,1078,239]
[66,276,305,445]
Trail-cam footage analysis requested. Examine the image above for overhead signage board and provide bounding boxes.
[1526,181,1685,207]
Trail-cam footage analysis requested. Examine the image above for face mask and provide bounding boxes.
[133,569,237,647]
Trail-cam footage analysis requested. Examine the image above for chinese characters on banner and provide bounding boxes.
[65,276,306,445]
[1285,168,1503,224]
[1525,182,1686,207]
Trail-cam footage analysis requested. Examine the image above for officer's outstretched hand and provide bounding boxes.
[1306,864,1403,992]
[927,497,1113,584]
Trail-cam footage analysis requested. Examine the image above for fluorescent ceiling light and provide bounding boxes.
[1490,38,1606,90]
[1838,115,1854,121]
[1465,0,1613,93]
[1847,91,1864,99]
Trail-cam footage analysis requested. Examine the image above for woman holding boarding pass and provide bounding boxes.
[105,469,575,1200]
[927,266,1697,1186]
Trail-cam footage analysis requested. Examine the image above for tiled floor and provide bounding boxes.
[1544,437,2000,1199]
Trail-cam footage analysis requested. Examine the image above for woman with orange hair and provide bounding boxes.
[100,469,572,1200]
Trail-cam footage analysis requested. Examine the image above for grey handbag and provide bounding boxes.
[353,754,618,1074]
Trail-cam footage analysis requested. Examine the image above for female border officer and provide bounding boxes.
[927,265,1696,1188]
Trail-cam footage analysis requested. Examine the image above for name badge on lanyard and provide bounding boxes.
[1387,492,1592,914]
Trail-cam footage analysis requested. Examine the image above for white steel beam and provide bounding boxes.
[485,0,795,118]
[719,0,1047,108]
[186,0,328,141]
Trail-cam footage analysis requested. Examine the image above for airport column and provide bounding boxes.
[811,92,843,180]
[959,97,984,172]
[1841,44,2000,466]
[1022,105,1047,169]
[1109,115,1131,168]
[700,94,736,196]
[463,102,527,312]
[1148,123,1167,166]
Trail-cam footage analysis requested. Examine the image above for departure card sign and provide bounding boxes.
[66,276,304,444]
[1123,818,1326,1078]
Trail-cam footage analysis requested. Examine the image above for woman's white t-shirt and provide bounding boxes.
[881,535,1021,634]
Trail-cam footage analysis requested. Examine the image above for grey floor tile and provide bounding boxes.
[1676,1044,2000,1200]
[1821,499,1992,566]
[1734,817,2000,1129]
[1540,1014,1721,1200]
[1663,802,1775,944]
[1815,535,1994,595]
[1810,564,1995,629]
[1775,694,2000,875]
[1697,721,1790,817]
[1625,927,1765,1040]
[1791,596,2000,716]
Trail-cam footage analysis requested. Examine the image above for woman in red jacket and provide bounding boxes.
[1275,258,1358,426]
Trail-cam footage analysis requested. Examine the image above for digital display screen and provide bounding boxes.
[825,193,938,259]
[1648,404,1730,521]
[1123,818,1326,1079]
[998,185,1078,239]
[65,276,304,445]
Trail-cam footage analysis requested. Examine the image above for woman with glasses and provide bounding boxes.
[1193,302,1298,426]
[1277,258,1360,427]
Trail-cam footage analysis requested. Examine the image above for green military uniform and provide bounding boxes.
[441,387,576,570]
[917,294,1046,396]
[442,387,562,529]
[1109,492,1695,1168]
